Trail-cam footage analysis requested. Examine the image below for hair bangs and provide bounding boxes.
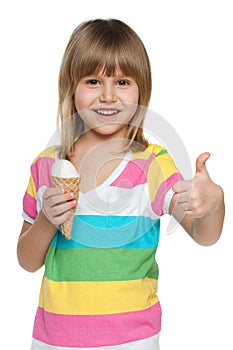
[75,34,140,81]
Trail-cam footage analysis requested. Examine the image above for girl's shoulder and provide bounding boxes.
[131,143,169,160]
[146,143,168,156]
[31,146,58,165]
[28,146,59,183]
[131,143,179,176]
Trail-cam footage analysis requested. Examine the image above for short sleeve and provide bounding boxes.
[22,166,38,223]
[147,145,183,216]
[22,147,57,223]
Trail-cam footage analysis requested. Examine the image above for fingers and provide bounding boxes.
[42,187,77,226]
[171,180,191,220]
[172,180,200,218]
[172,152,213,221]
[172,180,192,194]
[173,191,190,204]
[172,184,207,219]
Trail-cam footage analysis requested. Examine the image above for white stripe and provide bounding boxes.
[31,334,160,350]
[77,184,158,219]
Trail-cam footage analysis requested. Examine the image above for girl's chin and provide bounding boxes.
[85,124,128,138]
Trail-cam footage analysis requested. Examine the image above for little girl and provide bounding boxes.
[17,19,225,350]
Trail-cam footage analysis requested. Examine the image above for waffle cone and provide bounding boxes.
[51,175,80,239]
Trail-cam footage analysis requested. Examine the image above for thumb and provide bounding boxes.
[195,152,210,175]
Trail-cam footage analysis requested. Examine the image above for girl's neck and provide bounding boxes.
[77,128,128,154]
[69,131,130,192]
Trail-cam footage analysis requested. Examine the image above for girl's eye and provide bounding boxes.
[117,80,129,86]
[87,79,100,85]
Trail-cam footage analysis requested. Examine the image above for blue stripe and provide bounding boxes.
[52,216,160,249]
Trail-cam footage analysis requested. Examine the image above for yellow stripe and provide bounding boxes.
[27,173,37,199]
[131,144,164,161]
[39,277,158,315]
[148,152,179,201]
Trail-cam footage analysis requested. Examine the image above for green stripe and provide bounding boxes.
[45,246,158,282]
[157,149,168,156]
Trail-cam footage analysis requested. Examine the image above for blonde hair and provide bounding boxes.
[57,18,152,159]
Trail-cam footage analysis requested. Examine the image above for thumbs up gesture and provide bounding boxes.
[172,152,223,219]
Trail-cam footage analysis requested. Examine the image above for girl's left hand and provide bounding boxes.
[172,152,223,218]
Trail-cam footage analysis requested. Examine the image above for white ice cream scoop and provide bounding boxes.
[51,159,80,178]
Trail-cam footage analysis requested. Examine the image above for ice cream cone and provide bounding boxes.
[51,159,80,240]
[51,176,80,239]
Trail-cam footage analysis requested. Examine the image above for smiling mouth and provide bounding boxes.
[94,109,120,116]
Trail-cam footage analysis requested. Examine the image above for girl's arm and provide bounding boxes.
[17,213,57,272]
[17,187,77,272]
[169,152,225,246]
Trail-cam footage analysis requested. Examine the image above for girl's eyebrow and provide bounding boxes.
[83,73,133,80]
[81,74,101,81]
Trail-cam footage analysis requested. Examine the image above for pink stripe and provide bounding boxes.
[33,302,161,347]
[23,192,37,219]
[151,173,183,215]
[31,157,54,190]
[110,154,155,189]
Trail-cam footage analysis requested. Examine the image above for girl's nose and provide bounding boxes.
[99,83,117,103]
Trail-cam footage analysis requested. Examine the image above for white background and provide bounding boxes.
[0,1,232,349]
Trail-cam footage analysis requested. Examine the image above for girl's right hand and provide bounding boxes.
[41,187,77,226]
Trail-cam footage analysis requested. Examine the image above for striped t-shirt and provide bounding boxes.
[22,144,182,350]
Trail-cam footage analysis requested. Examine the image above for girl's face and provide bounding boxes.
[74,67,139,139]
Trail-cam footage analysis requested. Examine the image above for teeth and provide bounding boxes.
[96,109,118,116]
